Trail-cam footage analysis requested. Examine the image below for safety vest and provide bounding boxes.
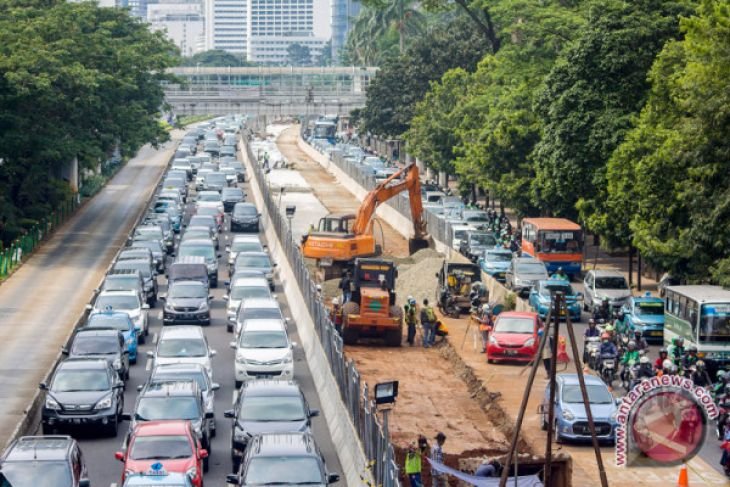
[405,452,421,474]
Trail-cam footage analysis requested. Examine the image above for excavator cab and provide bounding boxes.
[316,214,355,234]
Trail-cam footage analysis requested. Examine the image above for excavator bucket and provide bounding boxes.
[408,237,431,255]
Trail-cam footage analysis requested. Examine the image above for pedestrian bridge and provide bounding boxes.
[164,66,378,116]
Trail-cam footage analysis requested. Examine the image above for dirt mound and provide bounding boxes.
[395,249,445,306]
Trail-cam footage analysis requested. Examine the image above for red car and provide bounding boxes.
[115,420,207,487]
[486,311,541,363]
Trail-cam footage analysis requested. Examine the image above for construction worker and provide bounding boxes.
[420,299,436,348]
[404,440,424,487]
[339,270,352,303]
[477,305,493,353]
[330,297,343,335]
[435,320,449,342]
[404,296,418,346]
[430,432,447,487]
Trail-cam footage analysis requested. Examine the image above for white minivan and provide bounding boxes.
[147,326,217,379]
[230,319,294,387]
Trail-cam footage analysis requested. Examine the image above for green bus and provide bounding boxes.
[664,285,730,365]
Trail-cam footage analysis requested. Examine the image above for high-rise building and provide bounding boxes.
[204,0,248,55]
[148,1,205,57]
[245,0,330,64]
[330,0,359,62]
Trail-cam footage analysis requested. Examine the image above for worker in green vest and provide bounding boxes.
[405,436,426,487]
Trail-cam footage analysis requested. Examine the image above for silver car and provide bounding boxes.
[505,257,549,296]
[583,270,631,312]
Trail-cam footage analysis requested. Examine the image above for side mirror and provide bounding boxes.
[225,246,231,252]
[616,397,623,406]
[121,413,132,421]
[230,341,237,349]
[114,381,124,389]
[210,349,217,357]
[39,382,48,391]
[85,304,93,311]
[114,451,124,461]
[272,263,278,267]
[61,347,69,355]
[310,409,320,417]
[223,295,230,301]
[199,448,209,459]
[327,473,341,484]
[158,294,166,301]
[142,303,150,309]
[146,350,155,358]
[212,382,220,391]
[291,341,298,349]
[224,409,235,418]
[205,411,215,419]
[137,384,144,392]
[209,295,214,301]
[226,474,240,485]
[285,317,291,324]
[217,254,222,259]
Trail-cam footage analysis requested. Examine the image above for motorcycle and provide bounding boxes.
[716,398,730,440]
[584,337,601,369]
[601,356,617,387]
[621,361,639,391]
[438,289,461,318]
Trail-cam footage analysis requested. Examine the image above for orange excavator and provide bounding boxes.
[301,163,429,278]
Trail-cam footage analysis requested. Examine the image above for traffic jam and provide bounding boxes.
[0,117,341,487]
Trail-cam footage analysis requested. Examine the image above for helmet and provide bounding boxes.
[628,340,637,350]
[408,296,416,306]
[659,347,668,356]
[662,359,673,370]
[696,360,705,369]
[605,324,614,332]
[634,329,642,336]
[332,297,339,306]
[667,363,678,374]
[718,370,726,379]
[640,356,650,364]
[688,345,698,354]
[601,332,610,340]
[677,337,685,345]
[588,319,596,326]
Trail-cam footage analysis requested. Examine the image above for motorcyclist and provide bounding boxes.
[615,311,631,336]
[691,360,713,388]
[593,297,611,321]
[635,356,655,382]
[598,332,618,371]
[582,319,601,365]
[668,337,686,368]
[682,345,700,372]
[550,267,569,281]
[633,329,649,352]
[654,348,669,372]
[662,359,678,376]
[603,324,615,343]
[621,341,640,383]
[712,370,728,399]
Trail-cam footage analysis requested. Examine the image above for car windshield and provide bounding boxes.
[540,283,573,297]
[182,231,209,241]
[486,252,512,263]
[454,230,468,240]
[470,234,497,246]
[0,462,72,487]
[154,372,208,392]
[52,370,110,392]
[72,336,118,355]
[243,308,282,320]
[87,314,132,331]
[120,251,149,260]
[234,205,257,216]
[517,263,546,274]
[96,295,140,310]
[158,338,207,358]
[197,207,219,217]
[114,262,151,279]
[699,304,730,343]
[136,228,162,238]
[136,397,200,421]
[205,174,226,184]
[222,188,243,199]
[244,456,323,484]
[236,255,271,268]
[133,241,162,253]
[562,384,613,404]
[240,330,288,348]
[595,277,628,289]
[231,241,262,252]
[231,286,270,300]
[130,435,193,460]
[240,396,305,421]
[189,217,214,228]
[179,245,214,261]
[198,192,221,202]
[169,283,206,299]
[494,318,535,334]
[637,302,664,316]
[465,212,488,223]
[103,276,140,291]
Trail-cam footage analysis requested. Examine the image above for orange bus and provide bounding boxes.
[521,218,583,276]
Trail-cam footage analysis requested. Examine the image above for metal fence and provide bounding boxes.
[0,197,79,279]
[245,137,401,487]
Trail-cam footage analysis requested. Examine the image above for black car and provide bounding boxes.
[129,240,165,272]
[231,203,261,232]
[226,432,339,486]
[0,435,90,487]
[161,280,212,326]
[64,328,130,380]
[224,380,319,471]
[41,359,124,436]
[112,259,158,305]
[222,187,246,212]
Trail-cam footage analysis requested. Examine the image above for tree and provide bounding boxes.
[287,43,311,66]
[531,0,690,222]
[599,0,730,280]
[358,0,426,54]
[182,49,250,67]
[317,40,333,66]
[0,0,179,243]
[357,15,489,137]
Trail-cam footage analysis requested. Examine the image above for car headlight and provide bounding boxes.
[524,338,535,347]
[610,410,618,421]
[186,467,197,478]
[95,395,113,410]
[236,354,247,364]
[282,353,293,364]
[488,335,497,344]
[45,397,61,410]
[198,301,209,311]
[124,469,135,478]
[191,420,203,437]
[207,263,216,272]
[164,303,174,312]
[562,409,575,421]
[113,359,122,370]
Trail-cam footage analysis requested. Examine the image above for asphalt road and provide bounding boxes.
[17,138,343,486]
[0,136,182,448]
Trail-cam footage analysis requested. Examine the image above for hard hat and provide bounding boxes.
[640,356,650,364]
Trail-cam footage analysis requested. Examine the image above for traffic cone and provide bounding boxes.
[677,463,689,487]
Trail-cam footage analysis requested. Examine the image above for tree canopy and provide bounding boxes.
[286,43,312,66]
[181,49,252,67]
[0,0,179,243]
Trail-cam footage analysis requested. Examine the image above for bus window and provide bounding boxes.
[538,231,583,254]
[699,304,730,342]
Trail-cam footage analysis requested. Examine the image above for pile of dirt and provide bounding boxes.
[395,248,445,306]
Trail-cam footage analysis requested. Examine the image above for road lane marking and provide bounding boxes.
[145,358,152,371]
[152,332,158,344]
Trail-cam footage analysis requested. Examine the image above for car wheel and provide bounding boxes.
[235,380,242,388]
[203,454,209,473]
[138,333,146,345]
[227,323,233,333]
[107,417,118,437]
[42,424,56,435]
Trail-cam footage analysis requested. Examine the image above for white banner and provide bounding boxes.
[426,458,543,487]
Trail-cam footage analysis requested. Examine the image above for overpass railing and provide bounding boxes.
[245,135,401,487]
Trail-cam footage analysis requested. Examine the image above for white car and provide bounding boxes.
[235,297,287,336]
[226,235,266,271]
[89,290,149,342]
[583,270,632,312]
[224,277,273,331]
[195,191,224,214]
[451,223,474,251]
[147,326,217,379]
[230,319,294,387]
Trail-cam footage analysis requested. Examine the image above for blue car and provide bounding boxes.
[540,374,618,444]
[529,279,582,321]
[621,293,665,342]
[479,247,513,282]
[84,311,138,364]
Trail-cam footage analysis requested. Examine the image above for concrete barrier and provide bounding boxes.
[245,139,372,487]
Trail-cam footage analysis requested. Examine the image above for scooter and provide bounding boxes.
[584,337,601,369]
[600,356,617,387]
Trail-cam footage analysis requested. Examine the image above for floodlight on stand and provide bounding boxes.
[285,205,296,218]
[374,380,398,406]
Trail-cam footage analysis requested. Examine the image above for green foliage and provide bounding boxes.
[357,15,489,137]
[181,49,251,67]
[531,0,690,222]
[0,0,179,244]
[602,0,730,280]
[287,43,312,66]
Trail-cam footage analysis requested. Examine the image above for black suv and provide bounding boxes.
[161,280,212,326]
[41,358,125,436]
[224,380,319,471]
[123,379,213,470]
[0,435,89,487]
[222,187,246,212]
[226,432,340,486]
[231,203,261,232]
[64,327,130,381]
